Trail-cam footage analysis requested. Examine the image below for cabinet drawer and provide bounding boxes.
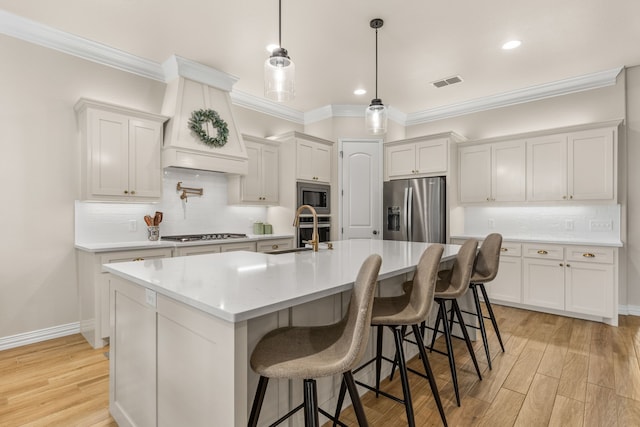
[100,248,173,265]
[499,242,521,257]
[565,246,614,264]
[219,241,257,252]
[523,244,563,260]
[257,239,293,253]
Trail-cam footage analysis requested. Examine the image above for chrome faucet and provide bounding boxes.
[293,204,319,252]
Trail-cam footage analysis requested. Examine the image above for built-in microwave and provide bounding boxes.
[297,182,330,214]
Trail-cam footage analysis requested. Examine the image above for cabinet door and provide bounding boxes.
[312,143,332,183]
[174,245,222,257]
[261,144,280,202]
[89,109,130,197]
[459,145,491,203]
[128,118,163,198]
[256,238,294,253]
[297,140,331,183]
[386,144,416,178]
[568,128,615,201]
[485,255,522,304]
[565,261,614,317]
[241,141,262,202]
[492,141,525,202]
[416,139,448,175]
[523,258,565,310]
[527,135,567,201]
[219,242,257,252]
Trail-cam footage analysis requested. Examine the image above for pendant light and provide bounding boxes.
[264,0,295,102]
[365,18,387,135]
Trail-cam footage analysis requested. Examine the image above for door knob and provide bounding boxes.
[372,230,378,235]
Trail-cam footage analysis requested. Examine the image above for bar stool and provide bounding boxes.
[466,233,505,370]
[427,238,482,407]
[248,254,381,427]
[334,244,448,427]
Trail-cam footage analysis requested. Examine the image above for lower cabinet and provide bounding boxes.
[485,242,522,304]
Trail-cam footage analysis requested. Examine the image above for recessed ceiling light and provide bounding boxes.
[266,44,279,53]
[502,40,522,50]
[354,89,367,95]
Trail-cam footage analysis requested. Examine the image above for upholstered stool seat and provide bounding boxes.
[248,254,382,427]
[334,244,448,427]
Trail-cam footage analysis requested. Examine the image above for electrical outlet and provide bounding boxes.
[488,219,495,229]
[145,289,157,308]
[128,219,137,232]
[589,220,613,232]
[565,219,574,231]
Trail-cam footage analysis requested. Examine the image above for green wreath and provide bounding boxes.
[188,109,229,147]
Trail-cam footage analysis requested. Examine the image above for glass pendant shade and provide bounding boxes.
[365,98,388,135]
[264,48,295,102]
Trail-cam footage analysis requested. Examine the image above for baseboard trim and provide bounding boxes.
[0,322,80,351]
[619,305,640,316]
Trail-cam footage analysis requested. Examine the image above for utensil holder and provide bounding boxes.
[263,224,273,234]
[253,222,264,235]
[148,226,160,241]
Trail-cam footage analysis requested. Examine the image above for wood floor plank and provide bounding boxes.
[514,373,559,427]
[502,340,544,395]
[476,388,525,427]
[584,383,618,427]
[557,351,589,402]
[616,395,640,426]
[548,395,584,427]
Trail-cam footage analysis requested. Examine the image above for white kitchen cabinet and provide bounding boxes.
[77,247,172,348]
[458,140,525,203]
[296,137,332,183]
[522,243,615,319]
[173,245,222,257]
[527,126,616,202]
[220,241,257,252]
[75,99,168,202]
[385,136,451,180]
[485,242,523,304]
[228,135,279,205]
[256,238,294,253]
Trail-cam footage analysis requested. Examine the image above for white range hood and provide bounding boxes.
[161,55,248,175]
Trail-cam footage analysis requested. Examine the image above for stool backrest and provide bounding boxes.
[472,233,503,282]
[447,239,479,298]
[338,254,382,372]
[409,244,444,321]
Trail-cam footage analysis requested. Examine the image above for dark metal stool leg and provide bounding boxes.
[479,283,505,352]
[438,299,460,406]
[412,324,448,427]
[392,326,416,427]
[248,376,269,427]
[471,283,492,369]
[375,325,383,397]
[452,300,482,379]
[333,378,348,427]
[429,301,444,351]
[303,379,320,427]
[344,371,369,427]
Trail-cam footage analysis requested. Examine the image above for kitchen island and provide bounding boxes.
[104,239,461,427]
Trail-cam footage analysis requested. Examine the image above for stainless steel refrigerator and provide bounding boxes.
[383,176,446,243]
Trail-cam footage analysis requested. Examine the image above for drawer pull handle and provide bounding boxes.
[583,253,595,258]
[500,247,508,252]
[537,250,548,255]
[133,257,144,261]
[272,245,279,249]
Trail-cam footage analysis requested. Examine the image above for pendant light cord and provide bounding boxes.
[375,26,378,99]
[278,0,282,47]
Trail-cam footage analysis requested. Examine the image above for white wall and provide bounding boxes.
[625,66,640,308]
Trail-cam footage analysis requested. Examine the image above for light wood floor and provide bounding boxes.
[3,304,640,426]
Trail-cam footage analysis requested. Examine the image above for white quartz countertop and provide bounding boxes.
[450,234,623,247]
[75,234,294,252]
[104,239,460,323]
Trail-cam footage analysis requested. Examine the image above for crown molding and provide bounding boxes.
[405,67,623,126]
[230,90,305,124]
[1,9,623,127]
[0,9,165,81]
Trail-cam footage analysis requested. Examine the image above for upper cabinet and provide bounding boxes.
[228,135,279,205]
[296,137,332,183]
[459,141,526,203]
[384,133,465,181]
[75,99,168,202]
[527,127,616,201]
[458,121,619,204]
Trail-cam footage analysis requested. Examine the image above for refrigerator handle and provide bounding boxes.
[407,186,413,241]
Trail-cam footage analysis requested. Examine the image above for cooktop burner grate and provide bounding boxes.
[161,233,248,242]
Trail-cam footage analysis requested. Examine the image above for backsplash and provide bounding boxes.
[462,205,621,244]
[75,168,268,243]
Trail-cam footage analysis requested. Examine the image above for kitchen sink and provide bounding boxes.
[266,247,313,255]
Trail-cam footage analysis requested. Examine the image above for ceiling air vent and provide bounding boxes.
[431,75,463,88]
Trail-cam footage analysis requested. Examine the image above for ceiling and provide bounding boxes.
[2,0,640,116]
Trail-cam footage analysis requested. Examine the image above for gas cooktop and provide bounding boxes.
[161,233,248,242]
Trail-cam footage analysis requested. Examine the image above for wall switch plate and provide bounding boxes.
[145,289,157,308]
[589,219,613,232]
[128,219,137,232]
[565,219,574,231]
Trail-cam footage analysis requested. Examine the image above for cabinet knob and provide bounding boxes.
[537,250,548,255]
[566,264,571,267]
[130,190,136,195]
[583,253,595,258]
[272,244,278,249]
[124,190,129,194]
[570,195,573,199]
[562,195,567,199]
[500,247,508,252]
[133,257,144,261]
[559,263,563,267]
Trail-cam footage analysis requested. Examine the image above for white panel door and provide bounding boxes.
[523,258,565,310]
[90,110,129,196]
[485,255,522,303]
[386,143,416,178]
[527,135,567,201]
[565,261,614,317]
[416,139,448,174]
[129,118,163,198]
[568,128,614,200]
[492,140,526,202]
[341,140,382,240]
[458,144,491,202]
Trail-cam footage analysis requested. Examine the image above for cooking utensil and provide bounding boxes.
[144,215,154,226]
[154,211,163,226]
